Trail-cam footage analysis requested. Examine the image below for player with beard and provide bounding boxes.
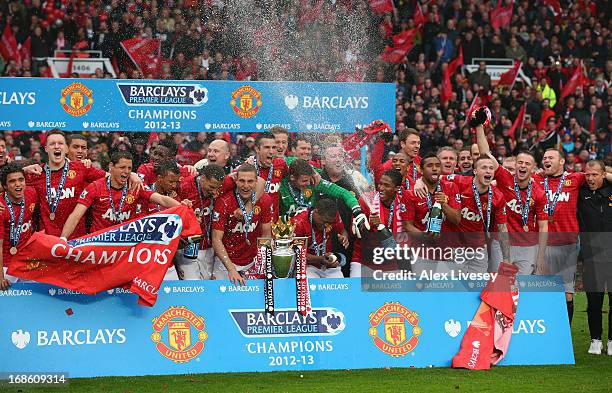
[457,147,474,176]
[22,130,113,238]
[0,163,39,289]
[278,159,369,238]
[137,138,195,184]
[351,169,404,277]
[437,147,458,175]
[402,154,461,274]
[416,155,510,273]
[292,198,349,278]
[534,149,612,323]
[60,151,181,238]
[372,129,421,189]
[194,139,241,174]
[475,123,549,275]
[67,134,89,162]
[211,164,272,286]
[176,164,226,280]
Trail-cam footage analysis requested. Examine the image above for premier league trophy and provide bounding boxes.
[257,218,310,315]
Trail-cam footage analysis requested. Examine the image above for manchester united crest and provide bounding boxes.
[126,194,135,204]
[304,189,313,198]
[368,302,421,357]
[151,306,208,363]
[60,82,93,117]
[230,85,262,118]
[254,206,261,215]
[68,170,77,179]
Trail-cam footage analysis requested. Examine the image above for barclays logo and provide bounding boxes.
[69,213,183,247]
[230,308,346,338]
[117,83,208,107]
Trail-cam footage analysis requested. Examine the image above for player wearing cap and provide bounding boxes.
[292,198,348,278]
[60,151,181,238]
[0,163,39,289]
[211,164,272,286]
[475,123,549,274]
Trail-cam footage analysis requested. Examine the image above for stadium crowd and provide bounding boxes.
[0,0,611,355]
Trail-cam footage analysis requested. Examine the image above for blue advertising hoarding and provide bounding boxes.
[0,78,395,133]
[0,278,573,377]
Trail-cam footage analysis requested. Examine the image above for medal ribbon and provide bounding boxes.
[288,183,311,208]
[255,157,274,193]
[4,193,25,248]
[425,182,442,211]
[261,244,274,315]
[235,189,257,244]
[45,161,69,216]
[472,179,492,233]
[544,172,567,219]
[106,177,129,223]
[513,177,533,228]
[309,209,327,258]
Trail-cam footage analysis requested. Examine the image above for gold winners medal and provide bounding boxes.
[49,212,55,221]
[10,247,17,255]
[523,225,529,232]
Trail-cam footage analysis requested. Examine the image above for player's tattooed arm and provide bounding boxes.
[497,222,511,262]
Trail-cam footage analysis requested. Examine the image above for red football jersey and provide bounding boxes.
[26,160,106,238]
[0,187,38,267]
[212,193,272,266]
[291,209,344,256]
[495,167,548,246]
[137,162,192,185]
[256,157,288,220]
[445,174,507,247]
[400,181,461,232]
[533,172,584,245]
[78,178,155,233]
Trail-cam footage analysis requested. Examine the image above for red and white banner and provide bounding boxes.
[8,205,201,306]
[369,0,394,14]
[497,61,521,89]
[0,24,20,65]
[341,120,392,159]
[120,37,162,78]
[490,1,513,30]
[452,263,519,369]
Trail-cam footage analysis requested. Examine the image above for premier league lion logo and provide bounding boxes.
[158,216,181,243]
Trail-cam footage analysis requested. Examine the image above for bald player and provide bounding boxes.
[194,139,238,174]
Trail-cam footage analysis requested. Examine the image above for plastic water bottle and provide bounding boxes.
[182,235,203,259]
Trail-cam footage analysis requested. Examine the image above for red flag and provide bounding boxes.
[8,205,201,307]
[121,37,162,78]
[413,1,425,27]
[560,61,586,100]
[497,61,521,89]
[507,103,526,140]
[341,120,392,160]
[441,47,463,103]
[380,41,413,63]
[392,28,419,46]
[0,24,20,65]
[490,1,513,30]
[452,263,519,369]
[369,0,394,14]
[18,36,30,64]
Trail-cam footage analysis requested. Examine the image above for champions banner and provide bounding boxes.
[0,278,573,377]
[0,78,395,133]
[8,205,201,306]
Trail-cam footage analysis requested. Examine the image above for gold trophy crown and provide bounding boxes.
[272,217,296,240]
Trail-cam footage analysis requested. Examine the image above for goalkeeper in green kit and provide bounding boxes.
[278,159,370,239]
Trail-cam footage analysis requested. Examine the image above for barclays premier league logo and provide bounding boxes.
[69,214,183,247]
[229,308,346,337]
[116,83,209,106]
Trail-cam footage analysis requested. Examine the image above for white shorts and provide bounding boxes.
[544,243,578,293]
[349,262,376,278]
[2,267,20,284]
[510,245,538,275]
[212,256,260,280]
[175,247,215,280]
[488,240,503,273]
[306,265,343,279]
[467,245,489,274]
